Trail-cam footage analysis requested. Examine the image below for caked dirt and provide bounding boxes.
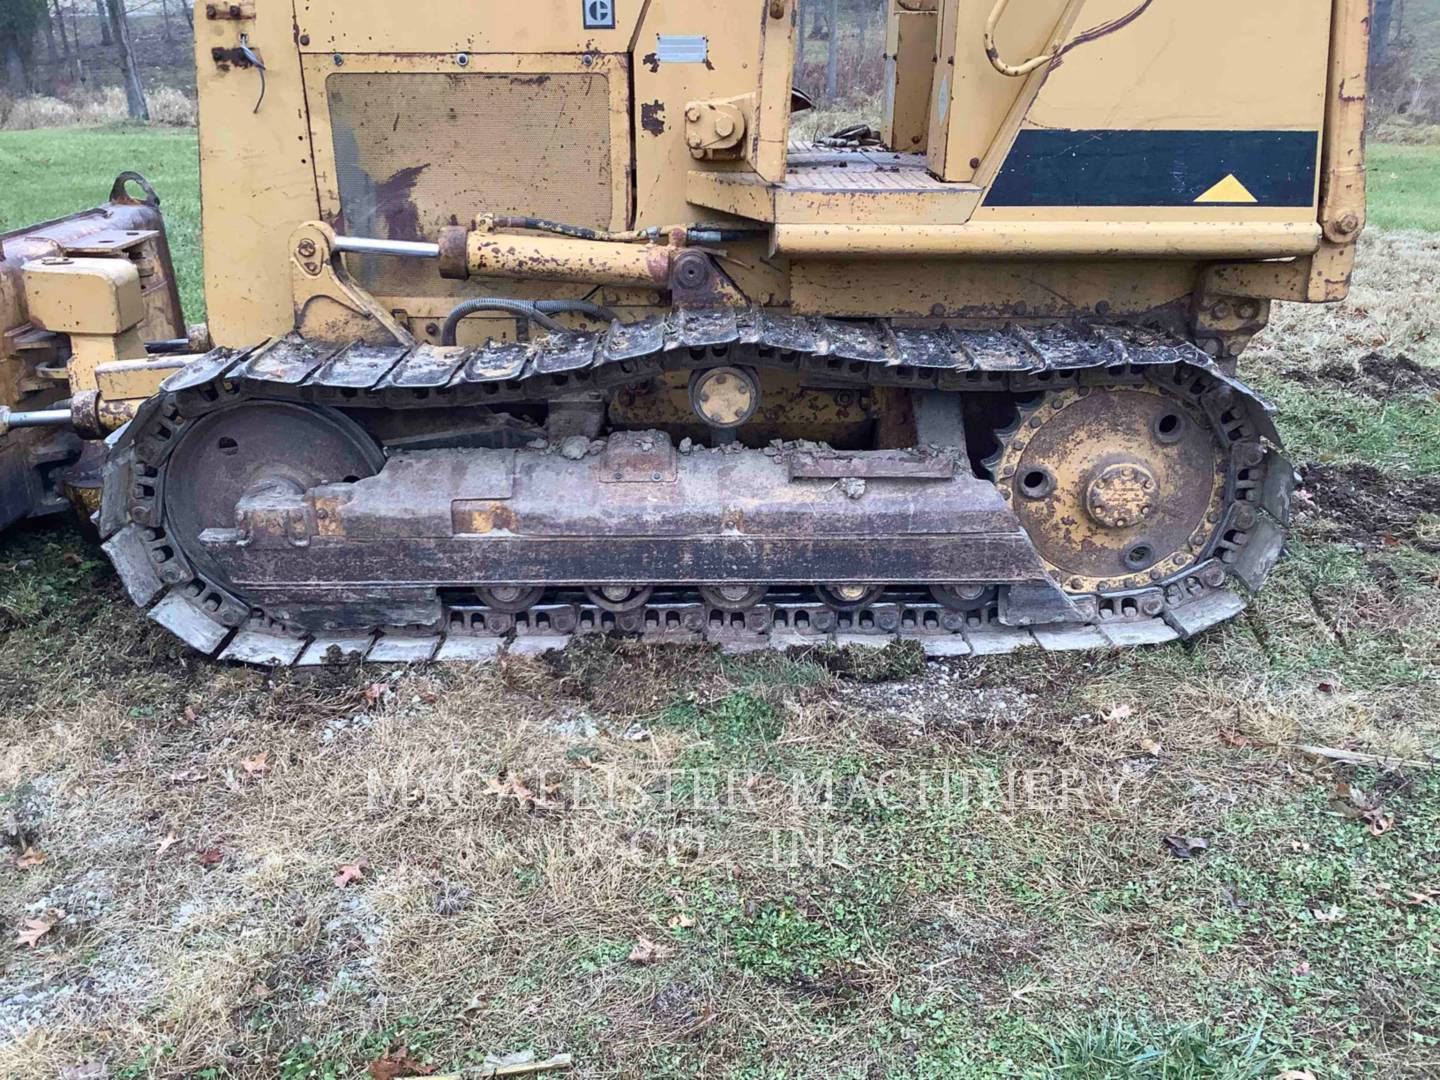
[1300,459,1440,552]
[1285,352,1440,398]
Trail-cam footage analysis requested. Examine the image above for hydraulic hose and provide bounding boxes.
[441,299,567,345]
[532,299,619,322]
[441,298,619,346]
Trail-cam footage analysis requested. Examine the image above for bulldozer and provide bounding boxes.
[0,0,1369,665]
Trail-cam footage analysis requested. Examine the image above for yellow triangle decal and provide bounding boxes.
[1194,174,1258,204]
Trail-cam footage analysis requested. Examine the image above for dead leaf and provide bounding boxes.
[14,909,64,948]
[1278,1070,1317,1080]
[156,831,180,856]
[419,691,439,705]
[668,911,697,930]
[1404,887,1439,906]
[363,682,391,706]
[1102,703,1135,723]
[368,1047,432,1080]
[1139,737,1163,757]
[250,980,274,1000]
[1162,835,1209,860]
[57,1062,105,1080]
[182,705,198,724]
[334,859,371,888]
[1293,960,1311,976]
[169,768,208,784]
[240,751,270,777]
[627,935,675,965]
[1312,904,1344,924]
[1218,728,1248,748]
[197,847,223,867]
[487,773,563,812]
[14,846,47,870]
[1364,807,1394,836]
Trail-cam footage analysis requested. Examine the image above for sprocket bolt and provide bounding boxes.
[1085,462,1159,530]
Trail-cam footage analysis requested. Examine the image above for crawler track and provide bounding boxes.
[98,309,1295,666]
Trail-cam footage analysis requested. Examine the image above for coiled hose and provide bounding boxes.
[440,298,618,346]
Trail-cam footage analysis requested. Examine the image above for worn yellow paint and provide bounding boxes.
[174,0,1367,356]
[882,2,937,153]
[773,221,1322,260]
[22,258,144,336]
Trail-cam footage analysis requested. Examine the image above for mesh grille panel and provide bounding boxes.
[327,71,614,292]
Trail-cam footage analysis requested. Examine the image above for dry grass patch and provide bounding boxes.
[2,235,1440,1076]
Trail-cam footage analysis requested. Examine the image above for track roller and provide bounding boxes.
[475,586,546,613]
[815,584,885,611]
[584,585,655,613]
[699,584,770,612]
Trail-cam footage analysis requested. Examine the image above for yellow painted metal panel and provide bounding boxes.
[196,6,322,347]
[292,0,644,56]
[23,258,144,334]
[774,220,1322,259]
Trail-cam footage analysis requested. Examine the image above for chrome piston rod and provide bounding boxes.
[0,406,73,436]
[333,235,440,259]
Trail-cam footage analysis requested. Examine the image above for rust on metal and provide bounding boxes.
[640,100,667,136]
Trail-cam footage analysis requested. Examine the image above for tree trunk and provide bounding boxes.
[68,0,87,80]
[96,0,112,46]
[41,2,60,64]
[1370,0,1395,68]
[797,0,807,72]
[52,0,72,61]
[107,0,149,120]
[160,0,173,42]
[4,41,30,96]
[824,0,839,104]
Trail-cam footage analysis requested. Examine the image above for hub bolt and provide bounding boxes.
[1085,462,1159,530]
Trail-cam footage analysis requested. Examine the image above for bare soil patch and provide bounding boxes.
[1286,352,1440,398]
[1300,459,1440,551]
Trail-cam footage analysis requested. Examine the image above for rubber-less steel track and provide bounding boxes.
[98,309,1295,666]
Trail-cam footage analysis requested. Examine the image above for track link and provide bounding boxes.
[98,310,1295,666]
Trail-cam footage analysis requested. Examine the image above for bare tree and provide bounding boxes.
[51,0,71,61]
[106,0,149,120]
[796,0,807,71]
[40,0,59,63]
[95,0,112,45]
[0,0,46,95]
[824,0,839,103]
[160,0,173,42]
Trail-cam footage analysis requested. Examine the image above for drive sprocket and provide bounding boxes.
[989,384,1229,595]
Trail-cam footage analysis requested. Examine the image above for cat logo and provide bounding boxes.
[584,0,615,29]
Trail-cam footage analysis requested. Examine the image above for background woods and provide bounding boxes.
[0,0,1438,136]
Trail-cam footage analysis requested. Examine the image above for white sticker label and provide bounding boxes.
[656,35,708,64]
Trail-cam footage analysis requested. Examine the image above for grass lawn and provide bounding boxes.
[0,128,1438,1079]
[0,126,202,323]
[1368,144,1440,231]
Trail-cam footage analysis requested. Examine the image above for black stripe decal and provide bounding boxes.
[986,129,1320,208]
